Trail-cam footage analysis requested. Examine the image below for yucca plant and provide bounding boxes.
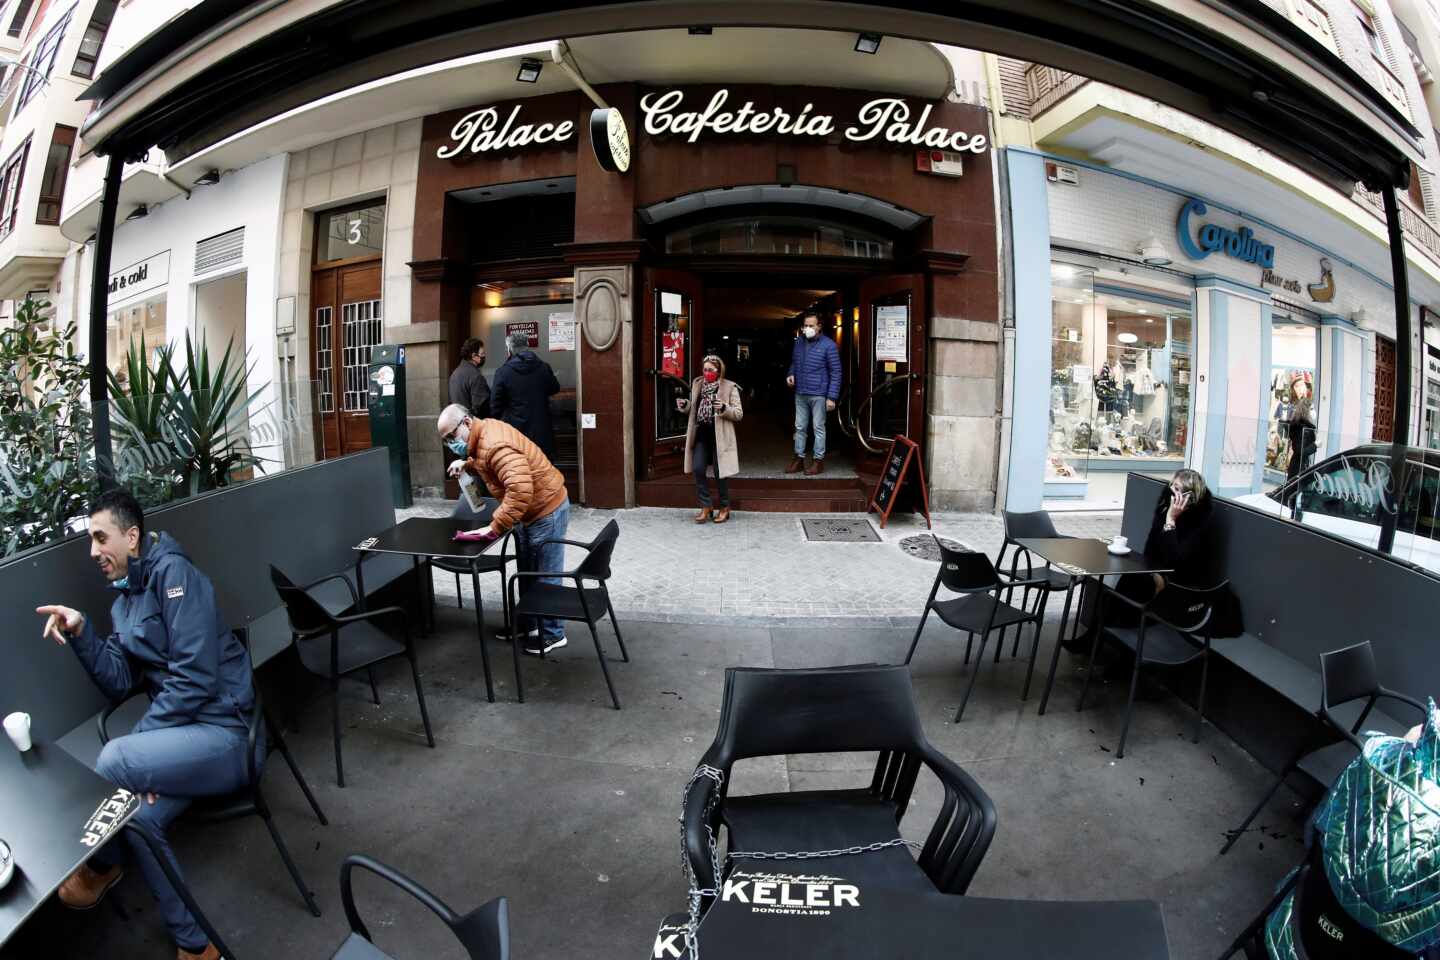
[106,334,181,505]
[167,333,268,495]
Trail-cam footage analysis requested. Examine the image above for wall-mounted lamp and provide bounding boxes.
[1136,236,1173,266]
[125,205,148,221]
[854,32,882,54]
[193,169,221,186]
[516,58,543,83]
[1352,305,1368,326]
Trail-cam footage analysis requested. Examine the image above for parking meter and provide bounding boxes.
[367,344,412,508]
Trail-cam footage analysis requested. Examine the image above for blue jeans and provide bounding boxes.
[91,721,260,951]
[794,394,829,460]
[514,498,570,642]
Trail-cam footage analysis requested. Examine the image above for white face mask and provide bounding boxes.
[804,327,818,339]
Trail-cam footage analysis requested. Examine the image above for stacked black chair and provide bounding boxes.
[682,665,996,917]
[995,510,1076,657]
[271,565,435,787]
[1221,640,1426,854]
[104,630,328,960]
[507,519,628,710]
[906,538,1052,721]
[330,854,509,959]
[1076,579,1228,758]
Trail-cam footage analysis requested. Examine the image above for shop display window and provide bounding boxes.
[1047,261,1192,491]
[107,294,168,384]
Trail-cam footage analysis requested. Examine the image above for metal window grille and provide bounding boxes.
[194,227,244,275]
[315,306,334,413]
[341,299,381,411]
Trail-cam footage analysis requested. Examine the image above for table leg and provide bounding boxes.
[354,552,367,612]
[1037,578,1078,716]
[473,568,495,703]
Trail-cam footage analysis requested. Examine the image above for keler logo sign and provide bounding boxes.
[720,871,861,916]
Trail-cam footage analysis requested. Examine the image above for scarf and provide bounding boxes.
[697,379,721,425]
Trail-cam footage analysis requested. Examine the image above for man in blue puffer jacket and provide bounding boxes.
[36,488,257,960]
[786,311,842,475]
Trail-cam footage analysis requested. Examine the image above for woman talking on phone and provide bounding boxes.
[677,354,744,523]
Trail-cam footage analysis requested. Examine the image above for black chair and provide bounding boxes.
[102,631,328,960]
[507,519,629,710]
[331,854,509,960]
[905,538,1051,721]
[271,565,435,787]
[996,510,1076,657]
[1076,579,1228,758]
[682,665,996,916]
[428,496,520,700]
[1220,640,1426,854]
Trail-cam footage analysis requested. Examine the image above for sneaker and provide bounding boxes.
[494,626,539,643]
[523,636,568,656]
[58,863,123,910]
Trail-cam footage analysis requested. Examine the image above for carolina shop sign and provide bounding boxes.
[1175,198,1276,269]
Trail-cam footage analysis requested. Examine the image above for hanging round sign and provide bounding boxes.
[590,107,631,173]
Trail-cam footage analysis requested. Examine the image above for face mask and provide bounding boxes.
[446,423,470,456]
[113,576,129,590]
[703,370,718,383]
[804,328,817,339]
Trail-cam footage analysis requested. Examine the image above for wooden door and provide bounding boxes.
[1375,334,1396,442]
[311,260,381,458]
[856,274,927,474]
[640,268,704,479]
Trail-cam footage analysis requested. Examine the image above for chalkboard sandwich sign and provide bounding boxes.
[869,434,931,529]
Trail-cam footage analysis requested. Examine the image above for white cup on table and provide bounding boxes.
[4,711,32,752]
[1112,536,1128,550]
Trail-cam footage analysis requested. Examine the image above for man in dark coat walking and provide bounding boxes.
[492,330,561,460]
[448,336,490,418]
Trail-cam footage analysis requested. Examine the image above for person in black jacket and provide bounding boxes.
[35,489,256,960]
[448,336,490,418]
[492,330,561,460]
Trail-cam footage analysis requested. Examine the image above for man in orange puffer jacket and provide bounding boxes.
[438,404,570,655]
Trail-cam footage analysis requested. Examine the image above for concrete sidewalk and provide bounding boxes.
[401,501,1122,624]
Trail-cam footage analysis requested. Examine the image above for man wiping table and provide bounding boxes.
[35,488,258,960]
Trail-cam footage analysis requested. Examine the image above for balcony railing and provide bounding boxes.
[1353,184,1440,268]
[1026,64,1089,118]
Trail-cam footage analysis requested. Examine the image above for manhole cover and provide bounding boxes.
[899,535,974,561]
[802,518,881,542]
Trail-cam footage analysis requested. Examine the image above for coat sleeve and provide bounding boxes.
[825,339,842,401]
[135,559,222,732]
[487,444,535,534]
[70,614,136,701]
[722,382,744,422]
[546,364,560,397]
[787,339,798,380]
[470,374,491,419]
[490,368,510,422]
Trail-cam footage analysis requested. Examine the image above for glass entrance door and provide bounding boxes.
[640,268,703,480]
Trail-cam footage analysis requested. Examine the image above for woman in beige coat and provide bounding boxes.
[678,354,743,523]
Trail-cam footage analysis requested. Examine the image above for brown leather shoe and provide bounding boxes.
[784,457,805,474]
[57,863,123,910]
[177,944,221,960]
[713,507,731,524]
[804,458,824,475]
[694,507,712,523]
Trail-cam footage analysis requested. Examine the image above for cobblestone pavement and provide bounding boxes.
[400,500,1120,624]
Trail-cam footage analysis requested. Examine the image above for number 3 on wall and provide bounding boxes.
[347,219,363,245]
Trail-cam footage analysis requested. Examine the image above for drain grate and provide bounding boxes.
[802,518,881,542]
[899,535,973,561]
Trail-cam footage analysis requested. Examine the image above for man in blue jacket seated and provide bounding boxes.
[786,311,842,475]
[35,488,257,960]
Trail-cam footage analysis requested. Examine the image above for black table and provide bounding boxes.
[354,513,504,702]
[1014,538,1174,716]
[0,739,138,945]
[672,865,1170,959]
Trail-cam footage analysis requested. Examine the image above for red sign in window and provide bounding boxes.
[661,330,685,380]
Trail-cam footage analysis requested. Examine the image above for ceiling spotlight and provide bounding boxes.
[1146,317,1155,323]
[516,58,543,83]
[854,32,882,54]
[193,169,220,186]
[1117,332,1139,344]
[688,25,712,35]
[1136,236,1173,266]
[125,205,148,221]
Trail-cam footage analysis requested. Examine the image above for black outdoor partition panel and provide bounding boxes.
[1120,474,1440,773]
[0,448,396,743]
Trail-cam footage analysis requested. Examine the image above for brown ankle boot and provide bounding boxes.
[784,457,805,474]
[694,507,712,523]
[804,458,824,475]
[177,944,220,960]
[713,507,731,524]
[57,863,123,910]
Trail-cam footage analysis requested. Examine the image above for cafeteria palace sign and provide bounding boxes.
[437,89,988,158]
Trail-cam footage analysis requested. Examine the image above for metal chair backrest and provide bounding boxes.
[1002,510,1061,541]
[712,665,929,763]
[935,539,1000,593]
[576,520,620,581]
[340,854,509,960]
[1319,641,1381,715]
[270,565,339,636]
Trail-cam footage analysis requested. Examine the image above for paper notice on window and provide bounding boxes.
[875,305,909,362]
[548,312,576,351]
[660,291,684,315]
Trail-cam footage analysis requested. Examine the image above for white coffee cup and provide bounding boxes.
[4,712,31,752]
[1112,536,1129,550]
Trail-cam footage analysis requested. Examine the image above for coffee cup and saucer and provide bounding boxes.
[0,838,13,889]
[1107,536,1132,556]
